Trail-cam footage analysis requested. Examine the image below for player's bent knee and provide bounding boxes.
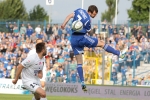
[35,87,46,98]
[34,93,40,100]
[97,40,105,47]
[40,92,46,98]
[35,96,40,100]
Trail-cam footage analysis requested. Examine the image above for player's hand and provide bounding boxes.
[12,79,18,85]
[61,25,65,30]
[38,70,43,79]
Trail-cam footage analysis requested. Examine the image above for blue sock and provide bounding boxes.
[77,64,84,84]
[103,44,120,56]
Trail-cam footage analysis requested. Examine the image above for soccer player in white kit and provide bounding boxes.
[28,39,49,89]
[12,43,47,100]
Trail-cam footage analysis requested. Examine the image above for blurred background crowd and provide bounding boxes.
[0,21,150,86]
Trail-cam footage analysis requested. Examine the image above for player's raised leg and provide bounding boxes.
[96,39,128,59]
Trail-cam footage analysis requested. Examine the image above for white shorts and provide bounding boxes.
[23,81,41,93]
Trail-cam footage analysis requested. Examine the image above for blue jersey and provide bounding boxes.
[72,8,91,34]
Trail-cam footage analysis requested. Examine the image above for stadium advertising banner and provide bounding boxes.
[46,83,150,100]
[0,79,30,94]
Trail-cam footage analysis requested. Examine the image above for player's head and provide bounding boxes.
[36,39,43,44]
[88,5,98,18]
[36,42,46,56]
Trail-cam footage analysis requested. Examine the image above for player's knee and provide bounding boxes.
[34,95,40,100]
[40,91,46,98]
[35,97,40,100]
[75,54,83,64]
[97,40,105,47]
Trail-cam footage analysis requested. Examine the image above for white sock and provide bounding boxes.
[40,98,47,100]
[32,96,36,100]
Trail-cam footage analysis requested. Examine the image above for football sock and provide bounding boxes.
[103,44,120,56]
[77,64,84,84]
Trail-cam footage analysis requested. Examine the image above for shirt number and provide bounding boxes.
[77,15,82,21]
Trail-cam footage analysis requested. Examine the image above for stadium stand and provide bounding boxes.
[0,21,150,86]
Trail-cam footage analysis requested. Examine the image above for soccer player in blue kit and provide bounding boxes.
[61,5,127,91]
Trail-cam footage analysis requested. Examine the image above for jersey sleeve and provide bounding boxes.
[74,8,80,14]
[84,20,91,32]
[45,55,49,59]
[21,55,34,68]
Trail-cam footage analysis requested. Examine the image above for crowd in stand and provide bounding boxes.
[0,21,150,86]
[100,21,150,86]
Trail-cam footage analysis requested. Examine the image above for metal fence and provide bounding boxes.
[0,19,149,33]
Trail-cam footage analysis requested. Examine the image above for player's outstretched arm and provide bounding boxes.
[61,13,74,30]
[12,64,24,84]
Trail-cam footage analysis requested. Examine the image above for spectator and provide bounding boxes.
[8,24,13,34]
[108,25,113,36]
[65,25,72,35]
[126,74,132,86]
[26,25,33,38]
[113,25,118,33]
[20,24,27,35]
[49,67,56,81]
[140,77,145,85]
[56,67,61,82]
[46,67,51,82]
[52,24,58,36]
[3,69,11,78]
[69,59,77,71]
[132,76,138,86]
[146,25,150,39]
[126,54,132,70]
[131,25,137,37]
[101,19,107,32]
[63,74,68,83]
[57,55,65,64]
[45,24,53,40]
[13,24,19,33]
[11,65,16,79]
[70,70,77,83]
[35,25,41,38]
[30,33,37,43]
[121,66,127,86]
[111,68,117,85]
[136,34,142,43]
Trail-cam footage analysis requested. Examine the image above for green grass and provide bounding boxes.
[0,94,125,100]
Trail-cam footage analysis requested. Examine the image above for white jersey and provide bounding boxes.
[28,48,36,57]
[21,53,45,83]
[27,48,47,82]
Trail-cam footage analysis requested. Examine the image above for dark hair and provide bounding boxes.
[36,43,45,53]
[88,5,98,13]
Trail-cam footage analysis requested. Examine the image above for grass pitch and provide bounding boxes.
[0,94,125,100]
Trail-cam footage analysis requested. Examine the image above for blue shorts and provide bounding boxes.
[71,34,98,55]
